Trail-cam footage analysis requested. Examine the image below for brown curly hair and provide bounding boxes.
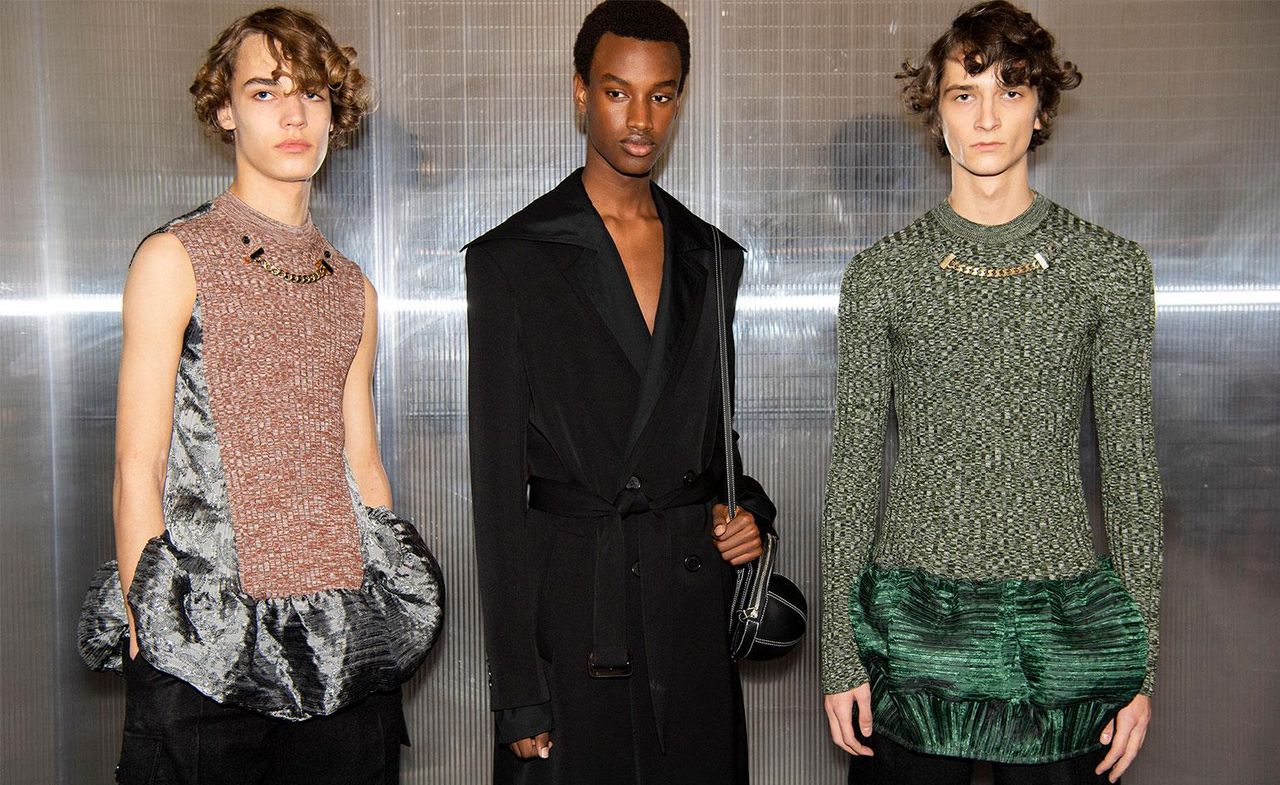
[190,7,373,147]
[898,0,1081,157]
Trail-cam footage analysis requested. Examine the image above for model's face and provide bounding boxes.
[574,33,683,179]
[216,34,332,185]
[937,55,1042,180]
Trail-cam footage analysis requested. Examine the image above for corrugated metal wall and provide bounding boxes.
[1,1,1276,783]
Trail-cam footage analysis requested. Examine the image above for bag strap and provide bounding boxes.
[711,231,737,517]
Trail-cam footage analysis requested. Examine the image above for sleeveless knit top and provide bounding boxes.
[171,191,366,598]
[77,192,444,720]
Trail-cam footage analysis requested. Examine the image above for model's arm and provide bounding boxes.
[114,232,196,659]
[1090,243,1163,782]
[343,276,392,509]
[820,251,891,755]
[465,245,553,754]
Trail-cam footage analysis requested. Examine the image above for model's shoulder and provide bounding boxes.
[845,213,935,276]
[1042,199,1147,259]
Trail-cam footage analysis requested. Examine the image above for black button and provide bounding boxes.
[323,250,332,258]
[241,235,251,244]
[683,470,696,484]
[683,555,701,572]
[631,560,640,577]
[625,476,641,490]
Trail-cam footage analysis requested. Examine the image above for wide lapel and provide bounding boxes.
[619,190,711,476]
[565,239,651,380]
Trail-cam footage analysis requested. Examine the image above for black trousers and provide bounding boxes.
[117,649,405,785]
[848,731,1115,785]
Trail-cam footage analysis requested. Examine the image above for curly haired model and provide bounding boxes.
[821,3,1161,784]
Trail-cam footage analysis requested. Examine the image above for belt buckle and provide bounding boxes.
[587,653,632,679]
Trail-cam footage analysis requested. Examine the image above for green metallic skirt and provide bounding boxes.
[850,558,1147,764]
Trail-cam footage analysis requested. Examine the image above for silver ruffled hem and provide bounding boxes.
[77,507,444,720]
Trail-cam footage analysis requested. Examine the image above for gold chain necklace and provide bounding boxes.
[939,251,1049,278]
[241,235,334,285]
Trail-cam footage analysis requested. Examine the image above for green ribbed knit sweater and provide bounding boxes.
[820,193,1163,697]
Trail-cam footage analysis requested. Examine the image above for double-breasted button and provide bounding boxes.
[683,555,701,572]
[625,476,642,490]
[682,470,696,484]
[631,560,640,577]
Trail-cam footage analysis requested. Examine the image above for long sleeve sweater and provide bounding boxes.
[820,194,1163,696]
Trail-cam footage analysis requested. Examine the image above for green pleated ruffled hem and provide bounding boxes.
[852,558,1147,764]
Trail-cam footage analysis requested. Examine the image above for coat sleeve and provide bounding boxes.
[465,244,553,723]
[719,245,776,534]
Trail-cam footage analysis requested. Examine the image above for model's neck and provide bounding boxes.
[581,159,657,220]
[229,170,312,227]
[946,162,1035,226]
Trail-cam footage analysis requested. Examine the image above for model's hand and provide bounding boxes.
[1096,694,1151,782]
[509,731,553,759]
[824,683,874,756]
[710,504,762,565]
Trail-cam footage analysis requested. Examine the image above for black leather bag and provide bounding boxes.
[711,232,808,662]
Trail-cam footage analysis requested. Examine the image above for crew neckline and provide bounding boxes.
[931,191,1052,246]
[217,189,316,239]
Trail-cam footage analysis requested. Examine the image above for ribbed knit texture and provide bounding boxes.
[170,191,367,598]
[820,194,1163,701]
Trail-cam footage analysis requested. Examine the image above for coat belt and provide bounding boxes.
[527,470,718,749]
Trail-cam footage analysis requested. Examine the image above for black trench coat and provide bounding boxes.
[465,170,775,785]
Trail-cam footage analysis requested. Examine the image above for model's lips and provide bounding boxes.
[621,136,656,157]
[276,139,313,152]
[971,141,1004,152]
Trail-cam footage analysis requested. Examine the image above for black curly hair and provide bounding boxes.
[898,0,1082,156]
[574,0,691,92]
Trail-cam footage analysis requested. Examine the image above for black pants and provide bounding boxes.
[848,731,1115,785]
[118,649,405,785]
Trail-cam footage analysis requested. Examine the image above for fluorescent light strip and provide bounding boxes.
[2,289,1279,317]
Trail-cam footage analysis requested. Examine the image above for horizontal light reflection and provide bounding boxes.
[2,289,1279,317]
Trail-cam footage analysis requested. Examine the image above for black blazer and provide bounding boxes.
[465,170,774,778]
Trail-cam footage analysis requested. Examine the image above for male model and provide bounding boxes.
[78,9,442,784]
[466,2,775,783]
[821,3,1162,783]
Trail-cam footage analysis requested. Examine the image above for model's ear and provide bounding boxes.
[1034,112,1043,131]
[216,101,236,133]
[572,73,588,116]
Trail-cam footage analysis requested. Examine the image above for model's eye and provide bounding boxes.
[954,93,973,102]
[652,94,673,104]
[303,91,326,101]
[605,89,627,100]
[253,90,274,101]
[1004,90,1024,99]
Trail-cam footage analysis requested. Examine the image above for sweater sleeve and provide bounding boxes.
[820,251,892,694]
[1091,242,1164,695]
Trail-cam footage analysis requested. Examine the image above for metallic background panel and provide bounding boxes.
[1,1,1276,782]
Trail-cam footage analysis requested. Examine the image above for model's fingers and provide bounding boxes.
[1095,716,1133,775]
[723,540,763,563]
[711,504,730,537]
[534,731,553,759]
[1099,717,1115,744]
[855,686,874,739]
[824,696,861,755]
[715,526,759,552]
[1108,725,1146,782]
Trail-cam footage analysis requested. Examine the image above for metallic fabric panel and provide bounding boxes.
[1,1,1276,783]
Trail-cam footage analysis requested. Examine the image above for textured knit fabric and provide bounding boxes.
[820,194,1163,755]
[77,193,444,719]
[173,191,366,597]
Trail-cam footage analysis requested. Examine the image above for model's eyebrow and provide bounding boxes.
[243,77,282,88]
[943,83,975,94]
[599,73,679,91]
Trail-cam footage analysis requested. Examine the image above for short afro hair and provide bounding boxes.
[898,0,1081,156]
[190,6,373,147]
[574,0,691,92]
